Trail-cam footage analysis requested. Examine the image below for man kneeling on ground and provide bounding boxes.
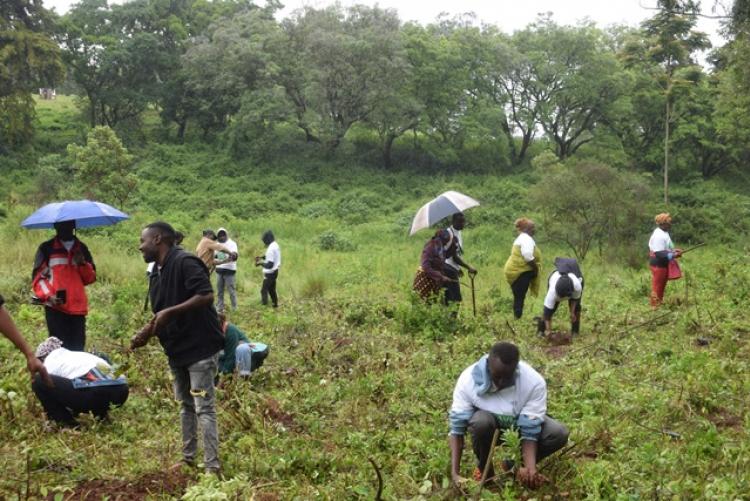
[448,341,569,489]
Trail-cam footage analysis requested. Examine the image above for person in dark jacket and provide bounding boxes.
[255,230,281,308]
[131,221,224,475]
[32,220,96,350]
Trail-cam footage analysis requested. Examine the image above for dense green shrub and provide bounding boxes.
[316,230,357,252]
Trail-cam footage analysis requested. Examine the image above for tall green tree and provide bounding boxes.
[67,126,137,206]
[403,20,475,165]
[516,18,628,160]
[0,0,64,150]
[714,0,750,173]
[57,0,152,128]
[623,0,710,203]
[182,6,279,139]
[274,5,408,151]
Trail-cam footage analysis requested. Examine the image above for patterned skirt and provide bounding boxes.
[413,267,441,301]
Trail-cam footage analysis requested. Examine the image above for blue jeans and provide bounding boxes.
[216,272,236,312]
[235,343,252,376]
[170,354,219,469]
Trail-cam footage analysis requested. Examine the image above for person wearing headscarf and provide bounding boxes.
[31,337,128,428]
[255,230,281,308]
[504,218,541,319]
[413,229,455,301]
[648,213,682,308]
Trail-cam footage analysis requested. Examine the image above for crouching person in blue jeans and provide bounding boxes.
[133,222,225,476]
[217,313,269,379]
[448,341,569,489]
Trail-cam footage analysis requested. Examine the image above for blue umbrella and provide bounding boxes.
[21,200,130,229]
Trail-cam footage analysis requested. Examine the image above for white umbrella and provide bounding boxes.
[409,191,480,236]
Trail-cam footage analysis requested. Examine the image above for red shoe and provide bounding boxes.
[473,467,483,481]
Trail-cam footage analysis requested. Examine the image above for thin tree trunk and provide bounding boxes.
[664,98,670,205]
[382,133,395,169]
[176,119,187,143]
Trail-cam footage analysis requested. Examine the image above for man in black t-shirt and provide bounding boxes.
[131,222,224,475]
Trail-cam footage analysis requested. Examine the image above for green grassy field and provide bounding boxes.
[0,97,748,499]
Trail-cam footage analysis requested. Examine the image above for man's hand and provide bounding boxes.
[152,309,173,335]
[451,473,469,488]
[674,248,683,258]
[27,356,53,387]
[516,467,548,489]
[72,250,86,266]
[468,267,477,277]
[131,321,154,350]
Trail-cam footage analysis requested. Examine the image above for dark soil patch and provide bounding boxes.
[255,493,280,501]
[49,469,189,500]
[706,408,743,430]
[263,396,298,430]
[333,337,353,349]
[546,331,572,346]
[543,345,570,359]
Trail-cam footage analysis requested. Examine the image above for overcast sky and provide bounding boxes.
[43,0,729,48]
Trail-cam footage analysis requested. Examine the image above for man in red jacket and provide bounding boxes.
[32,220,96,351]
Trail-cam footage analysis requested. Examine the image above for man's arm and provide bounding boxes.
[0,304,52,386]
[451,253,477,275]
[517,440,547,488]
[32,246,47,279]
[152,292,213,334]
[449,434,466,485]
[569,300,578,324]
[208,241,233,254]
[74,243,96,285]
[153,256,216,334]
[515,380,548,488]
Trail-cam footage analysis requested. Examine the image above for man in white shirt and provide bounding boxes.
[215,227,239,312]
[444,213,477,306]
[31,337,128,427]
[448,342,568,488]
[255,230,281,308]
[537,258,584,336]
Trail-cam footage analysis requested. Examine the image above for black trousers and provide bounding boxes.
[468,410,569,476]
[32,375,129,426]
[542,299,582,334]
[444,267,462,304]
[511,270,537,319]
[261,270,278,307]
[45,307,86,350]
